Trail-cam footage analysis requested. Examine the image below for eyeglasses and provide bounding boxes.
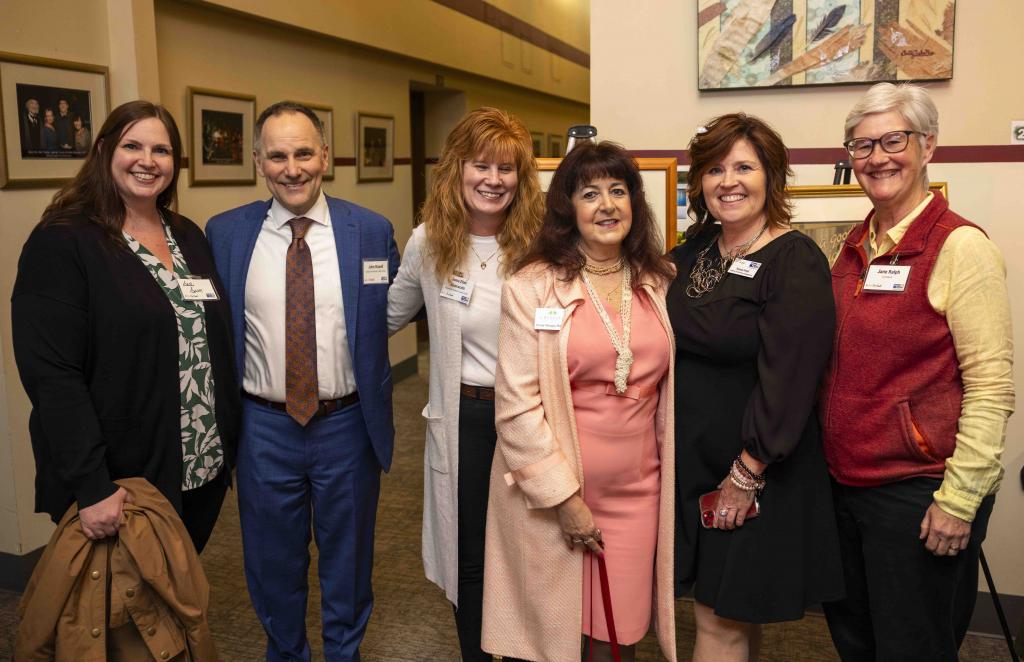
[843,130,925,160]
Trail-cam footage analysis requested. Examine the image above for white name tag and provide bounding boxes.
[863,264,911,292]
[362,259,389,284]
[727,258,762,278]
[439,272,474,305]
[534,307,566,331]
[177,276,220,301]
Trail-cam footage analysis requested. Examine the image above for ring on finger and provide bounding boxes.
[718,508,728,517]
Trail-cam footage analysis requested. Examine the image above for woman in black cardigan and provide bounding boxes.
[12,101,239,553]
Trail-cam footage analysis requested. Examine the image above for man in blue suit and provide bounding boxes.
[206,101,398,661]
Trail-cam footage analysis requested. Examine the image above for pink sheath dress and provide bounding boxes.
[567,289,670,644]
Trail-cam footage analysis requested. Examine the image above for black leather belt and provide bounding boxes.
[244,391,359,417]
[460,383,495,401]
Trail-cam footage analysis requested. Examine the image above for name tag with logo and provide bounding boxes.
[727,258,762,278]
[863,264,911,292]
[363,259,389,284]
[178,276,220,301]
[534,307,565,331]
[440,271,474,305]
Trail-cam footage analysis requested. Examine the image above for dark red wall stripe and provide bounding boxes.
[432,0,589,68]
[181,157,414,169]
[631,145,1024,165]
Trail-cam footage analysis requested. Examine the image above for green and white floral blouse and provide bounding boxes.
[124,222,223,490]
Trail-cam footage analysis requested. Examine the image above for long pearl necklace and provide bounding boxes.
[580,265,634,394]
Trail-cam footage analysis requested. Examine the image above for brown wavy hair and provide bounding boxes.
[40,100,183,242]
[420,107,543,280]
[685,113,792,239]
[518,141,673,284]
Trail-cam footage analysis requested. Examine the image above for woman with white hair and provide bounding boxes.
[820,82,1014,661]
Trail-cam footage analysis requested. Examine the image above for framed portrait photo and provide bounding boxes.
[0,51,109,188]
[302,103,334,181]
[548,133,564,158]
[187,87,256,186]
[357,112,394,182]
[530,131,544,157]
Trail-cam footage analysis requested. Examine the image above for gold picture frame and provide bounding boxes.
[537,156,679,252]
[0,50,110,189]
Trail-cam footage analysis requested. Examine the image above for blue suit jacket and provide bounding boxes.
[206,195,400,471]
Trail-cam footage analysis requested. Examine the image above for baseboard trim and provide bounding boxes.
[971,591,1023,640]
[391,355,418,384]
[0,546,43,592]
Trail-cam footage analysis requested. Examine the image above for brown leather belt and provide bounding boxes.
[460,383,496,401]
[244,391,359,417]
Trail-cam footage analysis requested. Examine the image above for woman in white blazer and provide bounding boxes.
[387,107,543,661]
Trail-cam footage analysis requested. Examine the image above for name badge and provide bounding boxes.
[439,271,474,305]
[178,276,220,301]
[727,258,762,278]
[362,259,389,285]
[534,307,565,331]
[863,264,912,292]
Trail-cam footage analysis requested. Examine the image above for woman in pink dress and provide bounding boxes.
[482,141,677,662]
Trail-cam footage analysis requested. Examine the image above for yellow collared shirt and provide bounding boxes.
[866,192,1015,521]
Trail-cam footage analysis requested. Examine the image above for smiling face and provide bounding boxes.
[43,109,54,127]
[850,110,934,216]
[58,100,69,116]
[461,154,519,225]
[73,117,83,130]
[26,99,38,116]
[573,177,633,259]
[700,138,767,233]
[110,117,174,208]
[255,111,328,217]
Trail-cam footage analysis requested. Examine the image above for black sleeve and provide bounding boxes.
[11,224,117,509]
[741,235,836,464]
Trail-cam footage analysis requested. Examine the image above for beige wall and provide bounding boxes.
[191,0,588,104]
[591,0,1024,596]
[0,0,588,555]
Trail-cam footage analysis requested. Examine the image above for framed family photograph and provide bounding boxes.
[357,112,394,182]
[302,102,334,181]
[788,182,948,264]
[187,87,256,186]
[0,51,109,188]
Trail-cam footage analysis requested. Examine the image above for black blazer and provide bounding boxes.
[12,212,240,521]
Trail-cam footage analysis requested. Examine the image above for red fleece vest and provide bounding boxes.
[821,193,982,486]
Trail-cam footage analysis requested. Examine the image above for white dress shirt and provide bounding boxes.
[243,192,356,401]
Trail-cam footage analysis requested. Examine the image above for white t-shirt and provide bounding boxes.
[459,234,503,387]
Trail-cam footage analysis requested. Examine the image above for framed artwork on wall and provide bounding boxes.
[530,131,544,156]
[298,102,334,181]
[547,133,564,158]
[0,51,109,189]
[697,0,955,90]
[357,112,394,182]
[187,87,256,186]
[537,156,679,251]
[788,182,948,264]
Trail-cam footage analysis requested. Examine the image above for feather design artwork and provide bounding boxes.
[698,0,776,89]
[749,14,796,61]
[810,5,847,43]
[759,23,869,86]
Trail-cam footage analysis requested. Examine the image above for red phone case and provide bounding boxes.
[699,490,759,528]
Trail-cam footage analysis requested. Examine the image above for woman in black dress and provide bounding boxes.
[667,114,843,660]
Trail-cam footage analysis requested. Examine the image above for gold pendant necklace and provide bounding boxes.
[470,244,500,270]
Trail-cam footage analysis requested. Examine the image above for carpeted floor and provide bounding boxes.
[0,349,1009,660]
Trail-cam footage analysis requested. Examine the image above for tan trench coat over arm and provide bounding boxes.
[482,263,677,662]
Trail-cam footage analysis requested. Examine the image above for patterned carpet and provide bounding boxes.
[0,351,1009,660]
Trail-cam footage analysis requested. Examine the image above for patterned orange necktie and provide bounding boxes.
[285,217,318,425]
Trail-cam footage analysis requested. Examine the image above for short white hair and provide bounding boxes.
[845,83,937,188]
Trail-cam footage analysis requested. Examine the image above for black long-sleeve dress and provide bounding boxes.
[668,227,844,623]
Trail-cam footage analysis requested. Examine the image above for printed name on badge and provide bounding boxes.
[440,272,475,305]
[863,264,911,292]
[178,276,220,301]
[727,258,762,278]
[534,307,565,331]
[363,259,389,284]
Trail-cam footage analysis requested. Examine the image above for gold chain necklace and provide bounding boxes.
[686,224,768,298]
[582,258,623,276]
[469,243,500,270]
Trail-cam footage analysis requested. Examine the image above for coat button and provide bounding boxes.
[125,588,135,598]
[91,627,101,638]
[147,627,156,636]
[160,651,169,659]
[90,570,100,580]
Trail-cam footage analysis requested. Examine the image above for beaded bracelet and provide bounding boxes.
[734,455,767,482]
[729,458,766,494]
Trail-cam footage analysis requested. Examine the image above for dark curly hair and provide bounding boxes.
[517,141,673,284]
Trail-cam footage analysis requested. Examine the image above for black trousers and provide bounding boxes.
[180,473,229,554]
[823,477,994,662]
[454,394,500,662]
